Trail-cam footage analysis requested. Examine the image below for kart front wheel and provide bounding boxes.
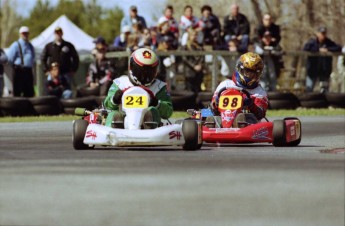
[182,119,201,151]
[73,119,92,150]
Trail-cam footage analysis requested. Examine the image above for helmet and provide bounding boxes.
[128,48,159,86]
[234,52,264,89]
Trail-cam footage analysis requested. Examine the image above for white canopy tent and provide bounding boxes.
[31,15,94,54]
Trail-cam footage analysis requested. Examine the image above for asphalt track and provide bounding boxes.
[0,116,344,226]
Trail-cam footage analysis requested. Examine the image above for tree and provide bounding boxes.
[0,0,23,47]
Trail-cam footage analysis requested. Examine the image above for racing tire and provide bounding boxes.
[72,119,92,150]
[0,97,33,116]
[268,99,300,110]
[196,91,213,108]
[182,119,199,150]
[77,86,100,97]
[299,100,328,108]
[273,119,286,147]
[267,92,298,101]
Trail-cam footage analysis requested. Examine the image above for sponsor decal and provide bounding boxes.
[252,127,269,140]
[169,131,182,140]
[143,50,152,59]
[221,110,236,122]
[290,126,295,136]
[86,130,97,140]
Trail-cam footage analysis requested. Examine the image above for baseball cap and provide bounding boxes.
[130,5,137,11]
[50,62,59,69]
[93,36,106,45]
[158,17,169,26]
[19,26,29,33]
[121,25,131,33]
[318,26,327,33]
[55,27,63,33]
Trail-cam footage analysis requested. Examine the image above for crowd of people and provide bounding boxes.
[0,3,344,99]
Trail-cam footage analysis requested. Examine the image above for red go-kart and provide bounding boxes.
[188,87,301,146]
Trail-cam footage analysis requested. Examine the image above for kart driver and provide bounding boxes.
[210,52,268,122]
[103,47,173,128]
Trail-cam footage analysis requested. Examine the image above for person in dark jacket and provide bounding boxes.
[199,5,221,48]
[255,13,281,47]
[223,4,250,51]
[303,27,341,92]
[41,27,79,88]
[45,62,72,99]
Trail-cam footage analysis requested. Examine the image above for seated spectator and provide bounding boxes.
[303,26,341,92]
[179,5,203,46]
[157,17,178,50]
[254,31,283,91]
[219,38,241,78]
[45,62,72,99]
[181,29,206,93]
[139,28,153,49]
[157,35,177,87]
[199,5,221,48]
[121,5,147,32]
[158,5,179,40]
[255,13,281,47]
[126,34,140,52]
[113,25,131,50]
[223,3,250,52]
[86,39,116,96]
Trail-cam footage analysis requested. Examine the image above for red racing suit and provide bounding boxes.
[211,76,268,120]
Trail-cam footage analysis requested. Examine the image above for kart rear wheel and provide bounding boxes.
[273,120,286,146]
[182,119,200,151]
[73,119,92,150]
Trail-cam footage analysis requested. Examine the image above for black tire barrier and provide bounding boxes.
[60,97,98,114]
[0,97,33,116]
[29,96,62,115]
[268,99,300,110]
[170,90,196,111]
[77,86,100,97]
[267,92,299,102]
[298,92,328,108]
[325,93,345,108]
[196,91,213,108]
[95,96,106,107]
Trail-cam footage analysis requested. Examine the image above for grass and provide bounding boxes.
[0,108,344,123]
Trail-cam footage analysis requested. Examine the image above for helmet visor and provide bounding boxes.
[241,67,261,81]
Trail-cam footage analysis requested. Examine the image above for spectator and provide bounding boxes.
[87,39,116,96]
[121,5,147,32]
[303,26,341,92]
[219,38,241,79]
[181,29,205,93]
[157,17,178,50]
[179,5,202,46]
[254,31,283,91]
[336,46,345,92]
[139,28,153,49]
[0,48,8,97]
[126,34,140,52]
[157,35,176,87]
[41,27,79,88]
[158,5,179,39]
[199,5,221,48]
[255,13,281,47]
[45,62,72,99]
[7,26,35,97]
[223,4,250,51]
[113,25,131,50]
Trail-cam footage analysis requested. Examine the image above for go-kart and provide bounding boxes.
[188,87,301,146]
[72,86,202,150]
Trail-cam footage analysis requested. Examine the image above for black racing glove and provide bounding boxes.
[243,97,254,107]
[150,97,159,107]
[112,90,123,104]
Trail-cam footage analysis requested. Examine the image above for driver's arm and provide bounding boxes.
[155,86,173,119]
[248,96,268,120]
[103,83,121,111]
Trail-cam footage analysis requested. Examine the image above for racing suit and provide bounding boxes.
[211,76,268,120]
[103,75,173,127]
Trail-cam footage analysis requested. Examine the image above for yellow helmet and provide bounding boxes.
[235,52,264,88]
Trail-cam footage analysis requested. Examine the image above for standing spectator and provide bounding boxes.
[158,5,179,39]
[121,5,147,32]
[336,46,345,92]
[113,25,131,50]
[219,38,241,79]
[157,17,178,50]
[303,27,341,92]
[181,29,205,93]
[199,5,221,48]
[179,5,202,46]
[223,4,250,51]
[0,48,8,97]
[7,26,35,97]
[86,39,116,96]
[255,13,281,47]
[41,27,79,88]
[45,62,72,99]
[254,31,283,91]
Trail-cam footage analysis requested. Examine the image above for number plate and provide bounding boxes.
[123,95,148,108]
[218,95,242,110]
